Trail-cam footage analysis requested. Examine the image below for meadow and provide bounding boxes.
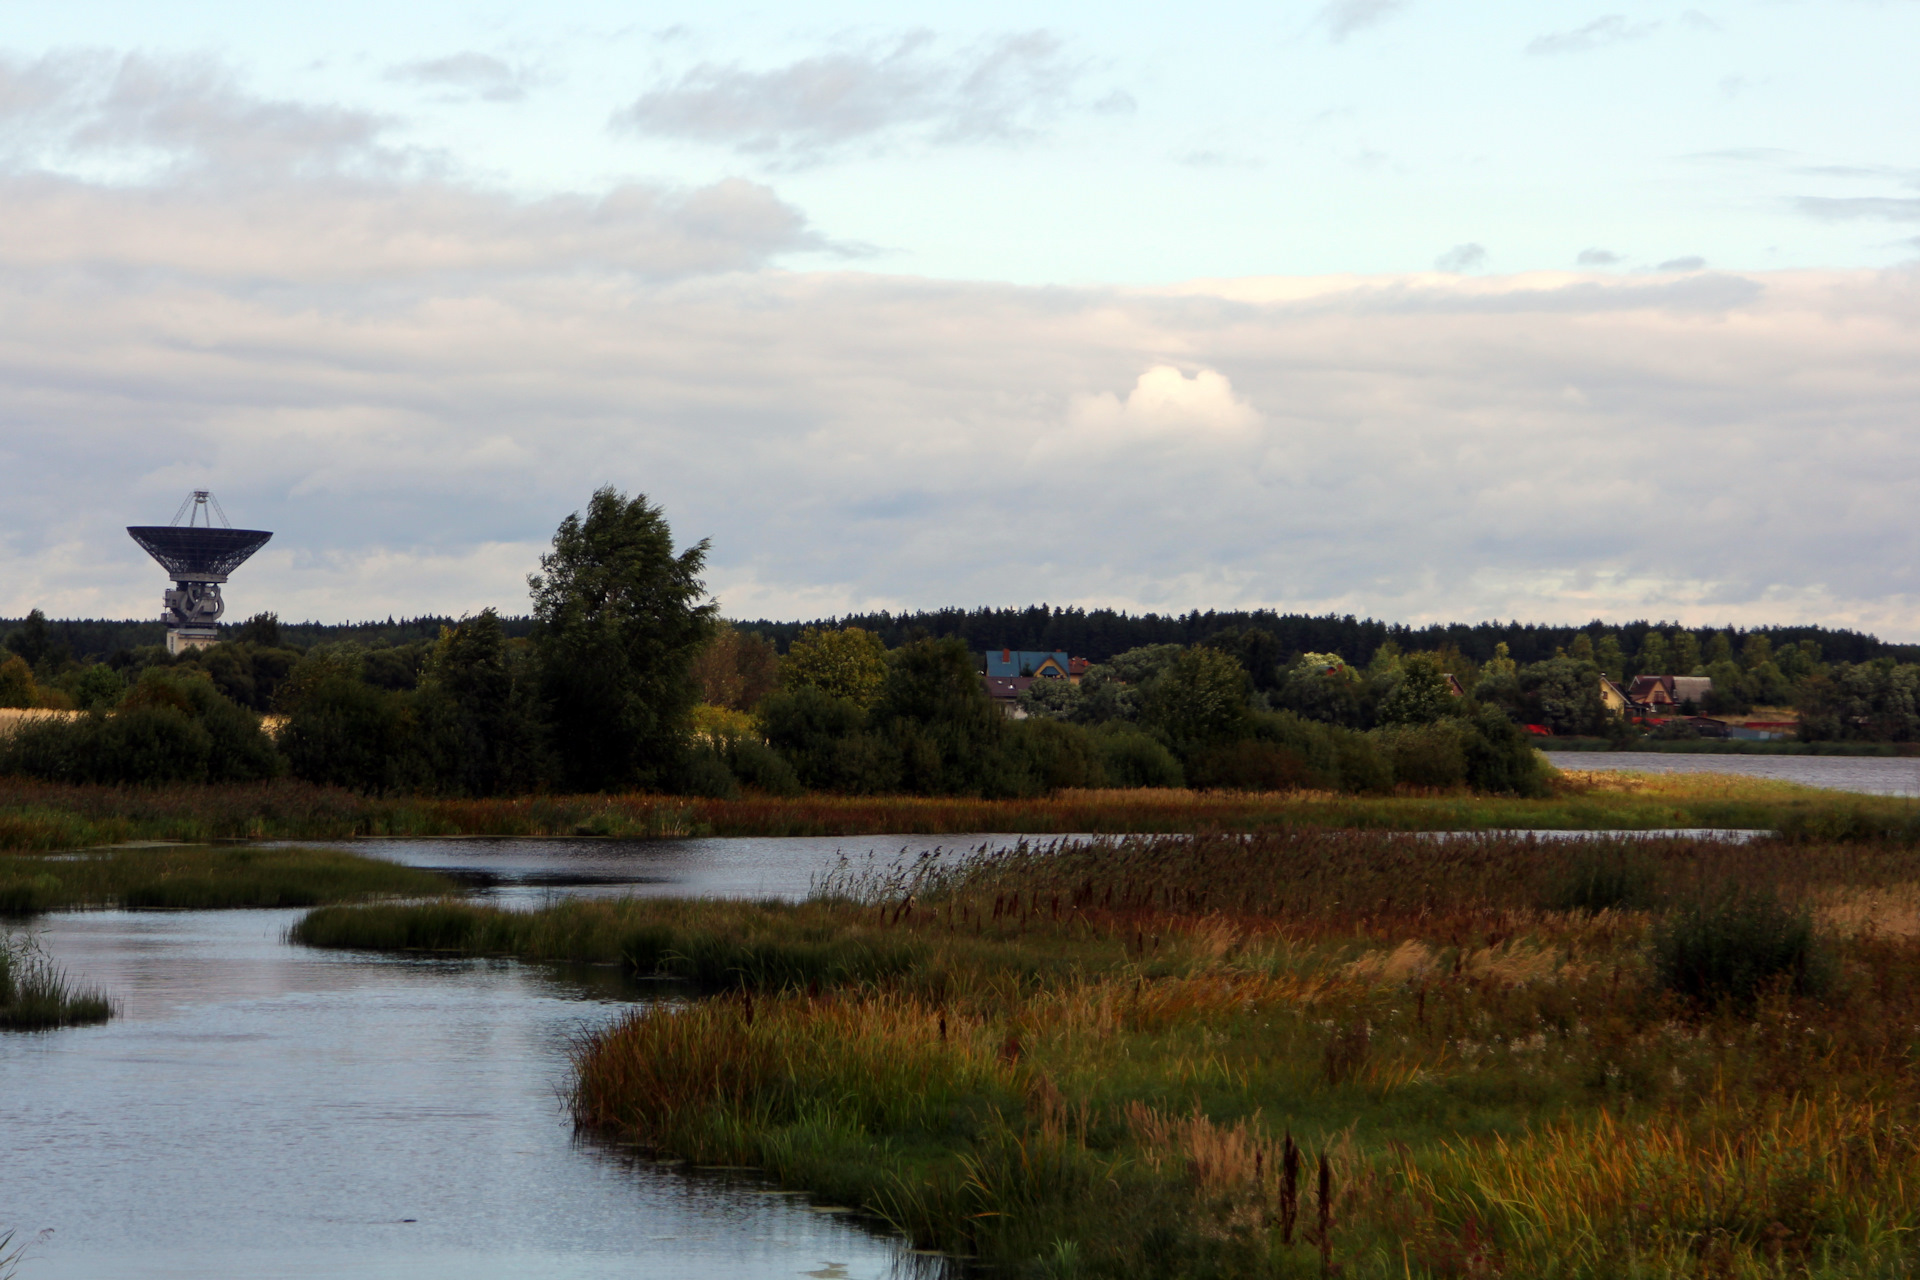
[4,768,1918,852]
[292,827,1920,1278]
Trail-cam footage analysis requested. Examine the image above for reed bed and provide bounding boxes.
[0,931,111,1029]
[285,828,1920,1275]
[0,845,454,913]
[5,771,1914,853]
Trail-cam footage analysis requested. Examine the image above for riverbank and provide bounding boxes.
[4,771,1918,851]
[0,845,455,913]
[294,830,1920,1277]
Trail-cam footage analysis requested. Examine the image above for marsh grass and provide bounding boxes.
[4,770,1915,853]
[293,828,1920,1276]
[0,845,453,913]
[0,932,111,1029]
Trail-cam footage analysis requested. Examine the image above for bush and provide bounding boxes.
[280,672,413,794]
[1015,718,1106,790]
[1091,725,1184,788]
[1459,704,1550,796]
[0,669,281,786]
[1374,720,1469,788]
[1186,739,1327,791]
[1544,843,1659,912]
[724,737,803,796]
[1250,710,1392,794]
[675,745,742,799]
[1653,889,1830,1006]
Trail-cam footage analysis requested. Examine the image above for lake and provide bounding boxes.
[1547,751,1920,797]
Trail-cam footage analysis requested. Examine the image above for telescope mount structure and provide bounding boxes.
[127,492,274,655]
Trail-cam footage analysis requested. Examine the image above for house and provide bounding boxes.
[1599,677,1633,715]
[984,649,1074,680]
[1068,657,1091,684]
[984,675,1034,718]
[1444,672,1465,697]
[1624,674,1714,713]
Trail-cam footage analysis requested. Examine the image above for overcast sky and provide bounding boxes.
[3,2,1918,635]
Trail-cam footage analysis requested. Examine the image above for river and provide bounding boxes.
[0,836,1011,1280]
[1546,751,1920,797]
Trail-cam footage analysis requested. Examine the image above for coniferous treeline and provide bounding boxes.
[735,606,1915,668]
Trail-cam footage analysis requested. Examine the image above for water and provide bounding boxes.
[0,836,1010,1280]
[1548,751,1920,797]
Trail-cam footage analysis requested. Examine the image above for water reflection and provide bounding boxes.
[1,876,952,1279]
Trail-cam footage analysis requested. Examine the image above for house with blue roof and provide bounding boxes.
[984,649,1072,679]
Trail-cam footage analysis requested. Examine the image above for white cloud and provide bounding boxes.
[1317,0,1411,42]
[1526,16,1660,56]
[386,53,537,103]
[6,54,1920,638]
[610,31,1090,162]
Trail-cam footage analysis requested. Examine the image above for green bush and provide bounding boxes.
[1090,724,1184,788]
[1015,718,1106,790]
[1653,889,1830,1006]
[1544,843,1659,912]
[1185,739,1328,791]
[1460,704,1551,796]
[725,737,803,796]
[675,744,742,799]
[1251,710,1392,794]
[1374,720,1469,788]
[0,669,281,786]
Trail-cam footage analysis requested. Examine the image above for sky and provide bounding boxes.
[1,1,1918,635]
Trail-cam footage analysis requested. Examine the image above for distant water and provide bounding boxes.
[1549,751,1920,797]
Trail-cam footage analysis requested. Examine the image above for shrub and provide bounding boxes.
[1251,711,1392,794]
[280,672,412,794]
[1460,704,1551,797]
[1545,843,1659,912]
[1186,740,1327,791]
[1374,720,1469,788]
[1091,724,1184,788]
[0,669,280,786]
[1016,718,1106,790]
[1653,889,1830,1006]
[725,737,803,796]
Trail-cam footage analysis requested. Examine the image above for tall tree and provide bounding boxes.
[529,488,715,791]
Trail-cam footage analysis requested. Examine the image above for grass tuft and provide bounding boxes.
[0,932,111,1029]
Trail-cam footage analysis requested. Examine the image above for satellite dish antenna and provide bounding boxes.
[127,491,273,655]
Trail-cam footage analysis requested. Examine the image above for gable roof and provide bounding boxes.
[985,649,1071,678]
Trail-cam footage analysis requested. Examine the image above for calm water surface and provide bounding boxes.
[1548,751,1920,797]
[0,836,1016,1279]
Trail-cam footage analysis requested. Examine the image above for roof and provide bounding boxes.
[983,676,1035,701]
[984,649,1070,678]
[1669,676,1714,702]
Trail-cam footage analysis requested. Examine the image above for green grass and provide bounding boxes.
[295,829,1920,1277]
[1,931,111,1029]
[0,845,455,913]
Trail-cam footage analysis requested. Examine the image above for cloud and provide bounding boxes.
[1526,16,1659,56]
[1657,255,1706,271]
[386,53,536,103]
[1316,0,1410,42]
[1434,242,1486,273]
[611,31,1089,161]
[1577,247,1620,266]
[1796,196,1920,222]
[7,56,1920,635]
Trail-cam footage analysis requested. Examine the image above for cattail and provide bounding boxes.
[1317,1152,1333,1275]
[1280,1132,1300,1244]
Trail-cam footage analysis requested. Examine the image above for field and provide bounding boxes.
[4,768,1918,853]
[293,829,1920,1278]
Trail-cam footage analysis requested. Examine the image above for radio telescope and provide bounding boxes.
[127,492,273,655]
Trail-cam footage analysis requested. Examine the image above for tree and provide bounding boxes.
[1377,652,1456,726]
[5,609,51,668]
[235,612,283,648]
[873,637,1025,795]
[1593,633,1627,682]
[1670,631,1703,675]
[529,488,716,791]
[690,628,781,711]
[782,627,888,707]
[1146,646,1252,754]
[415,609,546,795]
[1634,630,1670,677]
